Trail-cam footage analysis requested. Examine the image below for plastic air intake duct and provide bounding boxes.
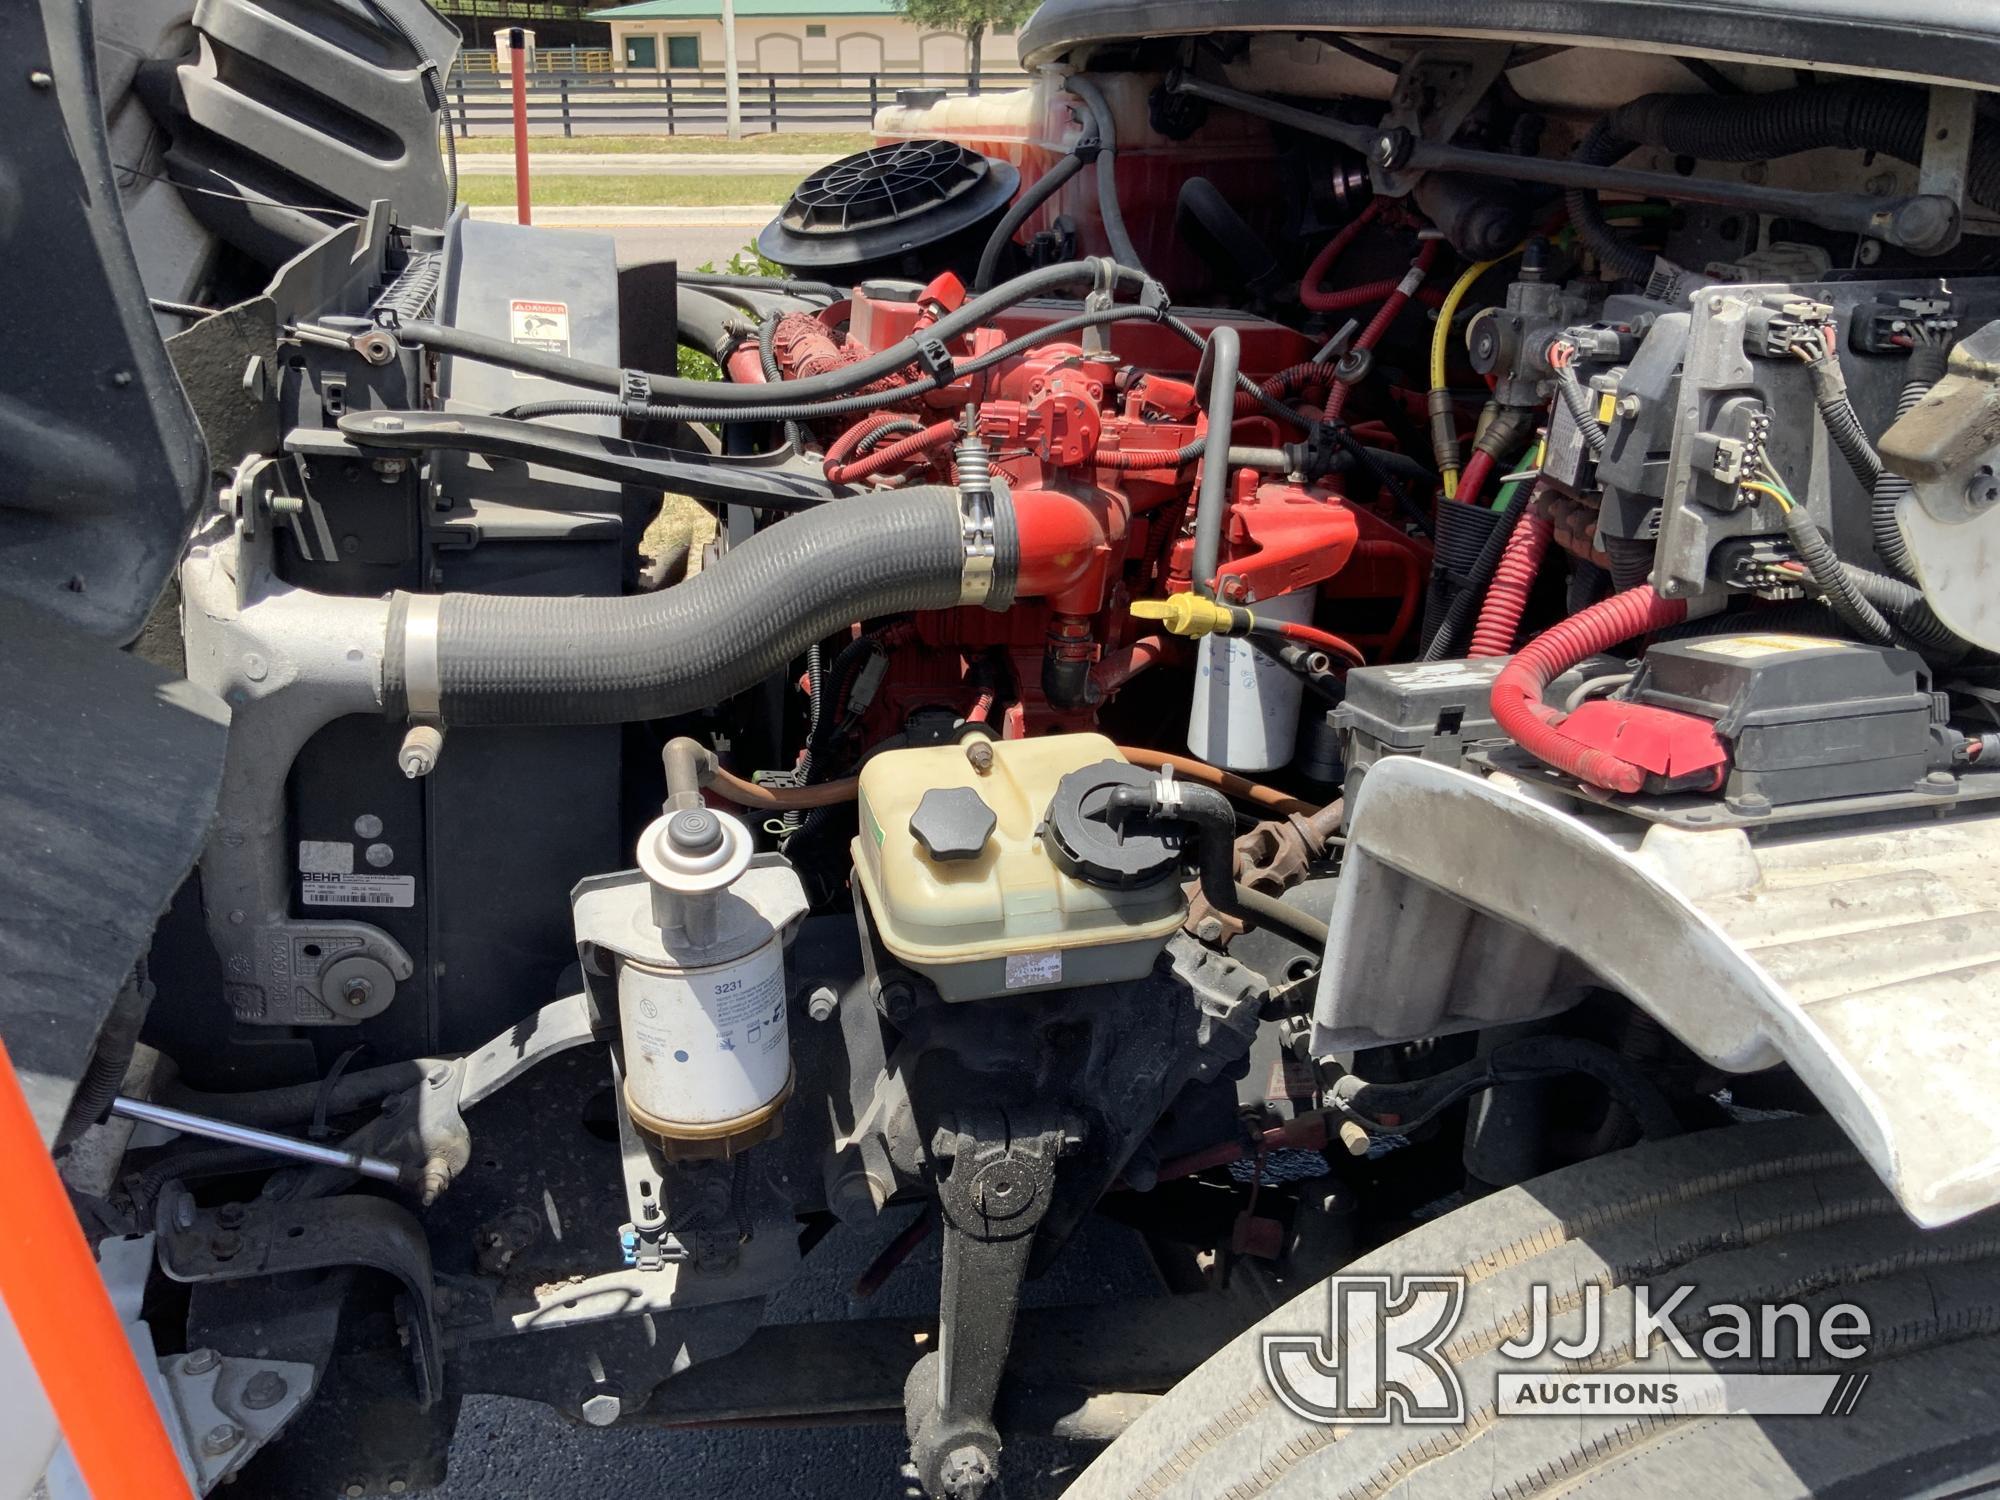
[757,139,1020,282]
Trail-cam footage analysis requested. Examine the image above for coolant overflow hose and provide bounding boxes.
[385,484,1015,726]
[1489,585,1690,795]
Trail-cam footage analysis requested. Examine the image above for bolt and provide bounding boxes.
[806,985,839,1023]
[216,1201,247,1229]
[398,724,445,779]
[242,1370,289,1410]
[1967,468,2000,509]
[182,1347,221,1376]
[579,1391,622,1427]
[1615,394,1642,419]
[341,976,373,1007]
[964,738,995,774]
[28,69,52,88]
[1194,916,1225,943]
[1337,1119,1372,1157]
[372,416,404,431]
[201,1422,243,1456]
[939,1443,996,1500]
[347,1487,366,1498]
[372,457,408,483]
[208,1231,241,1261]
[879,979,916,1021]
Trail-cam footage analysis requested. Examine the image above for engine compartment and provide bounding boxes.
[48,4,2000,1493]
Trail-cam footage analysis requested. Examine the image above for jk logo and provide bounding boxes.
[1261,1274,1468,1425]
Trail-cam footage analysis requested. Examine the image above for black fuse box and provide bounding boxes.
[1626,634,1935,808]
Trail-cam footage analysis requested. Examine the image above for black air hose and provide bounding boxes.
[973,154,1088,293]
[1103,781,1246,924]
[1874,340,1954,579]
[1176,177,1280,293]
[1569,82,2000,280]
[1065,75,1147,275]
[385,485,1013,726]
[676,288,749,363]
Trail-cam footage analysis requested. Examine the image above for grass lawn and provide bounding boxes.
[456,173,801,208]
[454,131,869,155]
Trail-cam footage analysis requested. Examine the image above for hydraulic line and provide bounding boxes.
[1430,247,1524,493]
[823,419,958,484]
[1065,75,1146,275]
[401,258,1156,409]
[1490,585,1691,794]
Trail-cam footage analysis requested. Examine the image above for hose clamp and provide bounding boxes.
[957,483,997,607]
[402,594,443,720]
[913,335,956,388]
[621,368,652,420]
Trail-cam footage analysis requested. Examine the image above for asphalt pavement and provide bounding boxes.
[433,1205,1158,1500]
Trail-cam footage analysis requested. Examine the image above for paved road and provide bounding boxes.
[456,153,829,176]
[432,1206,1158,1500]
[466,207,774,271]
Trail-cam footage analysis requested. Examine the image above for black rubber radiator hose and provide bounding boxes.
[384,484,1016,726]
[1569,80,2000,280]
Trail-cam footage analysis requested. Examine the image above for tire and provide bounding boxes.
[1069,1117,2000,1500]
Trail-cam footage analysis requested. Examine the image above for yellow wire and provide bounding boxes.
[1432,245,1526,498]
[1740,480,1793,512]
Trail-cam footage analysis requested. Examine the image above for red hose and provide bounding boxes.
[1489,586,1688,794]
[824,419,957,483]
[1453,447,1499,507]
[1299,200,1385,311]
[1324,240,1440,422]
[1469,506,1553,658]
[1268,619,1367,667]
[822,413,919,472]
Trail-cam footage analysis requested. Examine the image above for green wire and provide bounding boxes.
[1491,439,1547,512]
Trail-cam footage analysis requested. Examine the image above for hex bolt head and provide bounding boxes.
[341,977,373,1007]
[579,1391,622,1427]
[181,1347,221,1376]
[939,1443,997,1500]
[963,738,995,774]
[242,1370,289,1410]
[201,1422,243,1456]
[806,985,839,1023]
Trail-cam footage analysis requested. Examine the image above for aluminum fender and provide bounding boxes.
[1312,755,2000,1228]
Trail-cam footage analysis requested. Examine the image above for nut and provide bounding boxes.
[181,1347,221,1376]
[963,738,995,773]
[243,1370,290,1410]
[201,1422,243,1456]
[806,985,839,1023]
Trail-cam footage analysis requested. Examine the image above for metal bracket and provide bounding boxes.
[156,1194,445,1408]
[1916,87,1978,252]
[1371,45,1512,196]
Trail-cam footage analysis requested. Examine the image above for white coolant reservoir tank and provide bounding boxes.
[572,807,808,1159]
[1186,588,1314,771]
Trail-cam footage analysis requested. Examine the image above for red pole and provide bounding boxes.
[0,1042,192,1497]
[509,26,532,225]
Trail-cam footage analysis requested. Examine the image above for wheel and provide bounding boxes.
[1070,1117,2000,1499]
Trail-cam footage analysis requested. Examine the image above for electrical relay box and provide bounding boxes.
[1625,634,1936,808]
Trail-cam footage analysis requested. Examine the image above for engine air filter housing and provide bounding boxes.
[757,139,1020,282]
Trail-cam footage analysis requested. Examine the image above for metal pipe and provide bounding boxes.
[111,1097,406,1183]
[1192,324,1242,599]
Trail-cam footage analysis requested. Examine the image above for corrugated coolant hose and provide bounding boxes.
[1490,586,1689,794]
[1470,502,1555,657]
[384,485,1014,726]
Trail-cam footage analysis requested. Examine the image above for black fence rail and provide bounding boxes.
[450,69,1028,136]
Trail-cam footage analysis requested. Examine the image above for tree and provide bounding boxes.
[891,0,1038,80]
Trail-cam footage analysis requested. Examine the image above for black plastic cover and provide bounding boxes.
[1042,761,1182,889]
[1630,634,1934,806]
[1019,0,2000,86]
[758,140,1019,280]
[0,0,208,641]
[910,786,998,862]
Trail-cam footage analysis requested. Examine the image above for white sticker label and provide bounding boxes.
[509,298,570,378]
[300,872,416,908]
[1004,951,1063,989]
[1683,633,1841,660]
[297,840,354,875]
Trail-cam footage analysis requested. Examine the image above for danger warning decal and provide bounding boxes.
[509,299,570,375]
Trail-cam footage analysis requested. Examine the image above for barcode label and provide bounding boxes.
[300,872,415,908]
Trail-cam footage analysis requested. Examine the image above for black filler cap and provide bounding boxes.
[910,786,997,862]
[1042,761,1182,889]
